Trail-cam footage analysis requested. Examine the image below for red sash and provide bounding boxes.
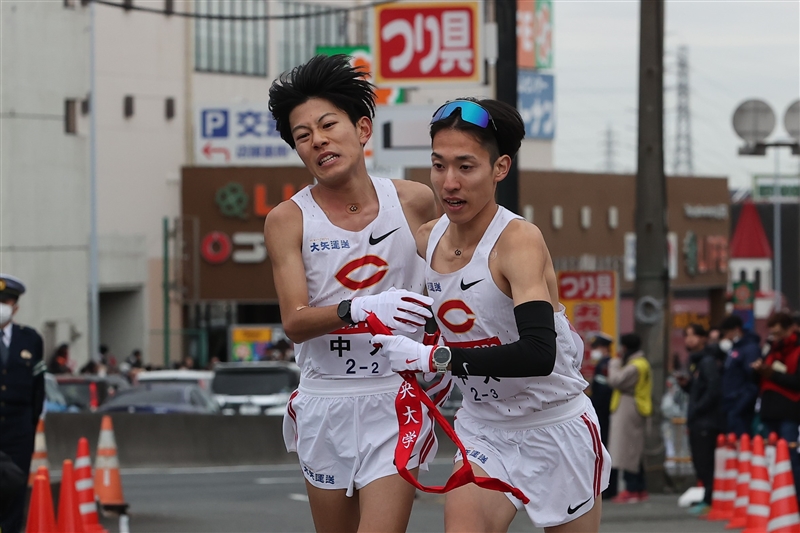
[365,312,530,504]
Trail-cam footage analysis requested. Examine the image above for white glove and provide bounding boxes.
[350,288,433,334]
[371,334,434,374]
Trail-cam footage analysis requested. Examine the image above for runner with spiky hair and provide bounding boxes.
[265,54,438,533]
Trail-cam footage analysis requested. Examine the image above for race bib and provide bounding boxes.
[310,323,389,377]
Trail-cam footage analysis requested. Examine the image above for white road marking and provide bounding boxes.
[289,493,310,502]
[254,477,304,485]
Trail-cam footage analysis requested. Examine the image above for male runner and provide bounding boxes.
[265,54,438,533]
[372,98,610,533]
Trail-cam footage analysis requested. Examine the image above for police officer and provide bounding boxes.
[0,274,45,533]
[588,331,617,499]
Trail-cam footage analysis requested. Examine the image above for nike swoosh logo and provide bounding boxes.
[369,227,400,245]
[567,498,592,515]
[462,362,469,375]
[460,278,484,290]
[406,358,418,364]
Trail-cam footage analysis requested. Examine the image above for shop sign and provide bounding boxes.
[558,270,619,361]
[373,2,482,85]
[229,324,283,361]
[683,232,728,277]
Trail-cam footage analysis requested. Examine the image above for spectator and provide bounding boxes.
[205,356,220,370]
[608,333,652,504]
[752,311,800,502]
[677,324,723,515]
[588,331,618,500]
[79,360,99,375]
[125,349,143,369]
[179,356,195,370]
[719,314,761,436]
[47,344,71,374]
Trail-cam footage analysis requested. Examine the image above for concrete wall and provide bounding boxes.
[45,413,458,468]
[0,1,91,362]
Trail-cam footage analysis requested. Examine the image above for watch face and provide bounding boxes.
[434,347,451,364]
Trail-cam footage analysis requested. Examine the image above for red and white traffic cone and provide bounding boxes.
[707,433,738,521]
[74,438,106,533]
[26,473,56,533]
[728,433,753,529]
[57,459,86,533]
[744,434,771,533]
[28,418,50,486]
[767,439,800,533]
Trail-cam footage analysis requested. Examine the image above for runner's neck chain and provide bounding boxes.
[454,249,462,256]
[347,204,360,214]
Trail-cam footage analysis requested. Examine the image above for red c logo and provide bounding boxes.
[335,255,389,290]
[201,232,232,264]
[437,300,475,334]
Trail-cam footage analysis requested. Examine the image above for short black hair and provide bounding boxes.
[430,98,525,165]
[720,314,744,333]
[269,54,377,149]
[767,311,794,329]
[685,323,708,337]
[620,333,641,353]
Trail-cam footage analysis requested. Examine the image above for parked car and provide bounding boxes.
[44,373,74,413]
[136,369,214,390]
[55,374,131,412]
[211,361,300,416]
[97,383,220,414]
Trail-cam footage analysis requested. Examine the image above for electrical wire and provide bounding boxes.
[89,0,398,21]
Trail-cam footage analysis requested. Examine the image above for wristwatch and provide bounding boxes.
[432,346,451,374]
[337,299,356,325]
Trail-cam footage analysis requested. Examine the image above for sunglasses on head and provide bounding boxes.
[430,100,497,131]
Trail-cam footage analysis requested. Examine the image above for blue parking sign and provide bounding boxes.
[518,71,555,140]
[201,109,229,138]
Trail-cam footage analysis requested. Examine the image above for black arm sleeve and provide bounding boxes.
[450,300,556,378]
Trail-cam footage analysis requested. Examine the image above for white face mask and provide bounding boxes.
[719,339,733,353]
[0,303,13,326]
[590,349,604,362]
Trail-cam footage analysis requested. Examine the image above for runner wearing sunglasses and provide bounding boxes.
[372,98,610,533]
[265,54,438,533]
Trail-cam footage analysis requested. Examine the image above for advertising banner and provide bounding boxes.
[229,324,284,361]
[195,103,302,167]
[558,271,619,362]
[373,1,482,85]
[518,70,554,139]
[517,0,552,69]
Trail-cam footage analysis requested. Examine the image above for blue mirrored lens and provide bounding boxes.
[431,101,492,129]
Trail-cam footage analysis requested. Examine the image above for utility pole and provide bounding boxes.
[604,124,616,173]
[495,0,519,214]
[634,0,669,493]
[673,45,693,176]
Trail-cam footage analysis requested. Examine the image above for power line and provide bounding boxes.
[89,0,398,21]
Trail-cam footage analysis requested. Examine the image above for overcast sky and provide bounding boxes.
[552,0,800,189]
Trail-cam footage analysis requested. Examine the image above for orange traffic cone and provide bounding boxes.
[744,435,771,533]
[767,439,800,533]
[74,438,105,533]
[707,433,737,521]
[768,432,779,484]
[26,473,57,533]
[728,433,753,529]
[93,416,127,513]
[57,459,85,533]
[29,418,50,486]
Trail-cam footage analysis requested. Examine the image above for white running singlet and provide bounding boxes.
[291,176,426,380]
[425,206,589,423]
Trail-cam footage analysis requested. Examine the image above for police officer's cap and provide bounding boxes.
[588,331,613,348]
[0,273,26,300]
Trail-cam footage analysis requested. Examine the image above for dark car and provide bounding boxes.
[55,374,131,412]
[97,383,220,414]
[212,361,300,416]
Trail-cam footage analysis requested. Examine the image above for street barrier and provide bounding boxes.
[44,413,460,468]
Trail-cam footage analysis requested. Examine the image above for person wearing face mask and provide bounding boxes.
[751,311,800,503]
[676,324,723,515]
[718,314,761,437]
[588,332,618,500]
[0,274,45,533]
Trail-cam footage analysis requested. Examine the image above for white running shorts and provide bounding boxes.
[453,394,611,528]
[283,375,438,497]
